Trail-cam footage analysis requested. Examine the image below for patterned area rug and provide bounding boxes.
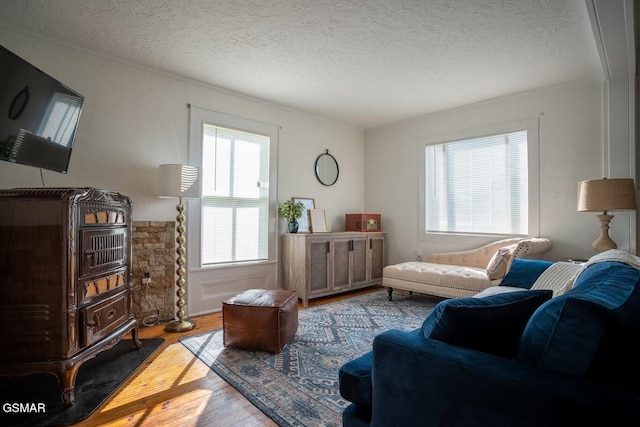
[179,290,439,427]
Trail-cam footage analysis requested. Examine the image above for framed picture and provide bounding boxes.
[309,209,328,233]
[292,197,315,233]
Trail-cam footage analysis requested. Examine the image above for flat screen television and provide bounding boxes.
[0,45,84,174]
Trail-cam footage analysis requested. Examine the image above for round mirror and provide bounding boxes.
[315,150,339,186]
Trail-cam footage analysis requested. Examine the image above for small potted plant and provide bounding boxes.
[278,200,305,233]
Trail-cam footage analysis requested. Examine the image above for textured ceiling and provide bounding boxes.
[0,0,602,129]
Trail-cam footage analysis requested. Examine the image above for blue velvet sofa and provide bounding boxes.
[339,258,640,426]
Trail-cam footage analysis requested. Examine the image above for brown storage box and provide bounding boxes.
[345,214,381,232]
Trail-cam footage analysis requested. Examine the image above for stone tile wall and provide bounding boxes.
[131,221,176,324]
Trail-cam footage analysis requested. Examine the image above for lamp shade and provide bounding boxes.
[158,164,202,199]
[577,178,636,212]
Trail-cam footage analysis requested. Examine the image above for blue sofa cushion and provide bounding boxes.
[572,260,633,290]
[340,329,426,409]
[339,351,373,408]
[499,258,554,289]
[517,261,640,392]
[421,289,552,358]
[342,403,371,427]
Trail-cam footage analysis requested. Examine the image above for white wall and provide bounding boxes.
[2,26,634,277]
[0,29,365,234]
[364,80,630,264]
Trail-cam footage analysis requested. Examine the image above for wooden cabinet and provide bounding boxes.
[0,188,141,407]
[282,232,386,306]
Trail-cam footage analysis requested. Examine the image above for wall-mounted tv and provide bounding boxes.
[0,45,84,174]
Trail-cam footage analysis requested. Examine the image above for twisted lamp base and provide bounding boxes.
[165,198,196,332]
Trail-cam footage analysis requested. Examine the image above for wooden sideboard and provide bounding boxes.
[0,188,141,407]
[282,231,386,306]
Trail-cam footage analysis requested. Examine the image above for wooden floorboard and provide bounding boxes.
[75,287,380,426]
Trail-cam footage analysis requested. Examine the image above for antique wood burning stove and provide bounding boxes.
[0,187,140,407]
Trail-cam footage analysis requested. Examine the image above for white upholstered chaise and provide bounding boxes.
[383,237,553,301]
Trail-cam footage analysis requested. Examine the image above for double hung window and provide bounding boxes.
[420,120,539,239]
[189,107,278,266]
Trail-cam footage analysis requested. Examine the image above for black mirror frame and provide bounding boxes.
[315,150,339,186]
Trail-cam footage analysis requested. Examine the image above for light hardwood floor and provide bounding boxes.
[77,287,379,427]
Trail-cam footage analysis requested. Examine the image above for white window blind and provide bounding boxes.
[201,124,270,264]
[425,130,528,235]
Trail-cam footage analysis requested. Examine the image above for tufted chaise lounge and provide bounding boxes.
[383,237,553,300]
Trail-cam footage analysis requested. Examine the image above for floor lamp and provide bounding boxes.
[577,178,636,252]
[158,163,202,332]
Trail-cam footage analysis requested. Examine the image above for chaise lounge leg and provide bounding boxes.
[387,287,393,301]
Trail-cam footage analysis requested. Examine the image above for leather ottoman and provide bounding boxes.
[222,289,298,353]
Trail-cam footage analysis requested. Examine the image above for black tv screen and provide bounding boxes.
[0,45,84,174]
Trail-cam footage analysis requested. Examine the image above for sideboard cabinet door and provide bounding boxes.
[368,233,386,283]
[308,237,331,293]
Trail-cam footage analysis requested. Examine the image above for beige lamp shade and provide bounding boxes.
[577,178,636,213]
[158,164,202,199]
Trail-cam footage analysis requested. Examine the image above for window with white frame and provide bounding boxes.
[189,108,279,266]
[419,120,539,239]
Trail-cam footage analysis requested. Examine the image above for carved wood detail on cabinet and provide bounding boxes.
[282,231,386,307]
[0,188,141,408]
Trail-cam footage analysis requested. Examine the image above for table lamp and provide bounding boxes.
[577,178,636,252]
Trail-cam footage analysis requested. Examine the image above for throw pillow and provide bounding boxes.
[499,258,553,289]
[529,261,582,297]
[516,295,608,377]
[421,289,553,359]
[517,263,640,391]
[505,238,549,271]
[572,261,626,290]
[485,245,515,280]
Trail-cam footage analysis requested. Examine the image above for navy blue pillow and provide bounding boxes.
[421,289,553,358]
[516,295,608,377]
[517,262,640,392]
[571,261,629,290]
[500,258,553,289]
